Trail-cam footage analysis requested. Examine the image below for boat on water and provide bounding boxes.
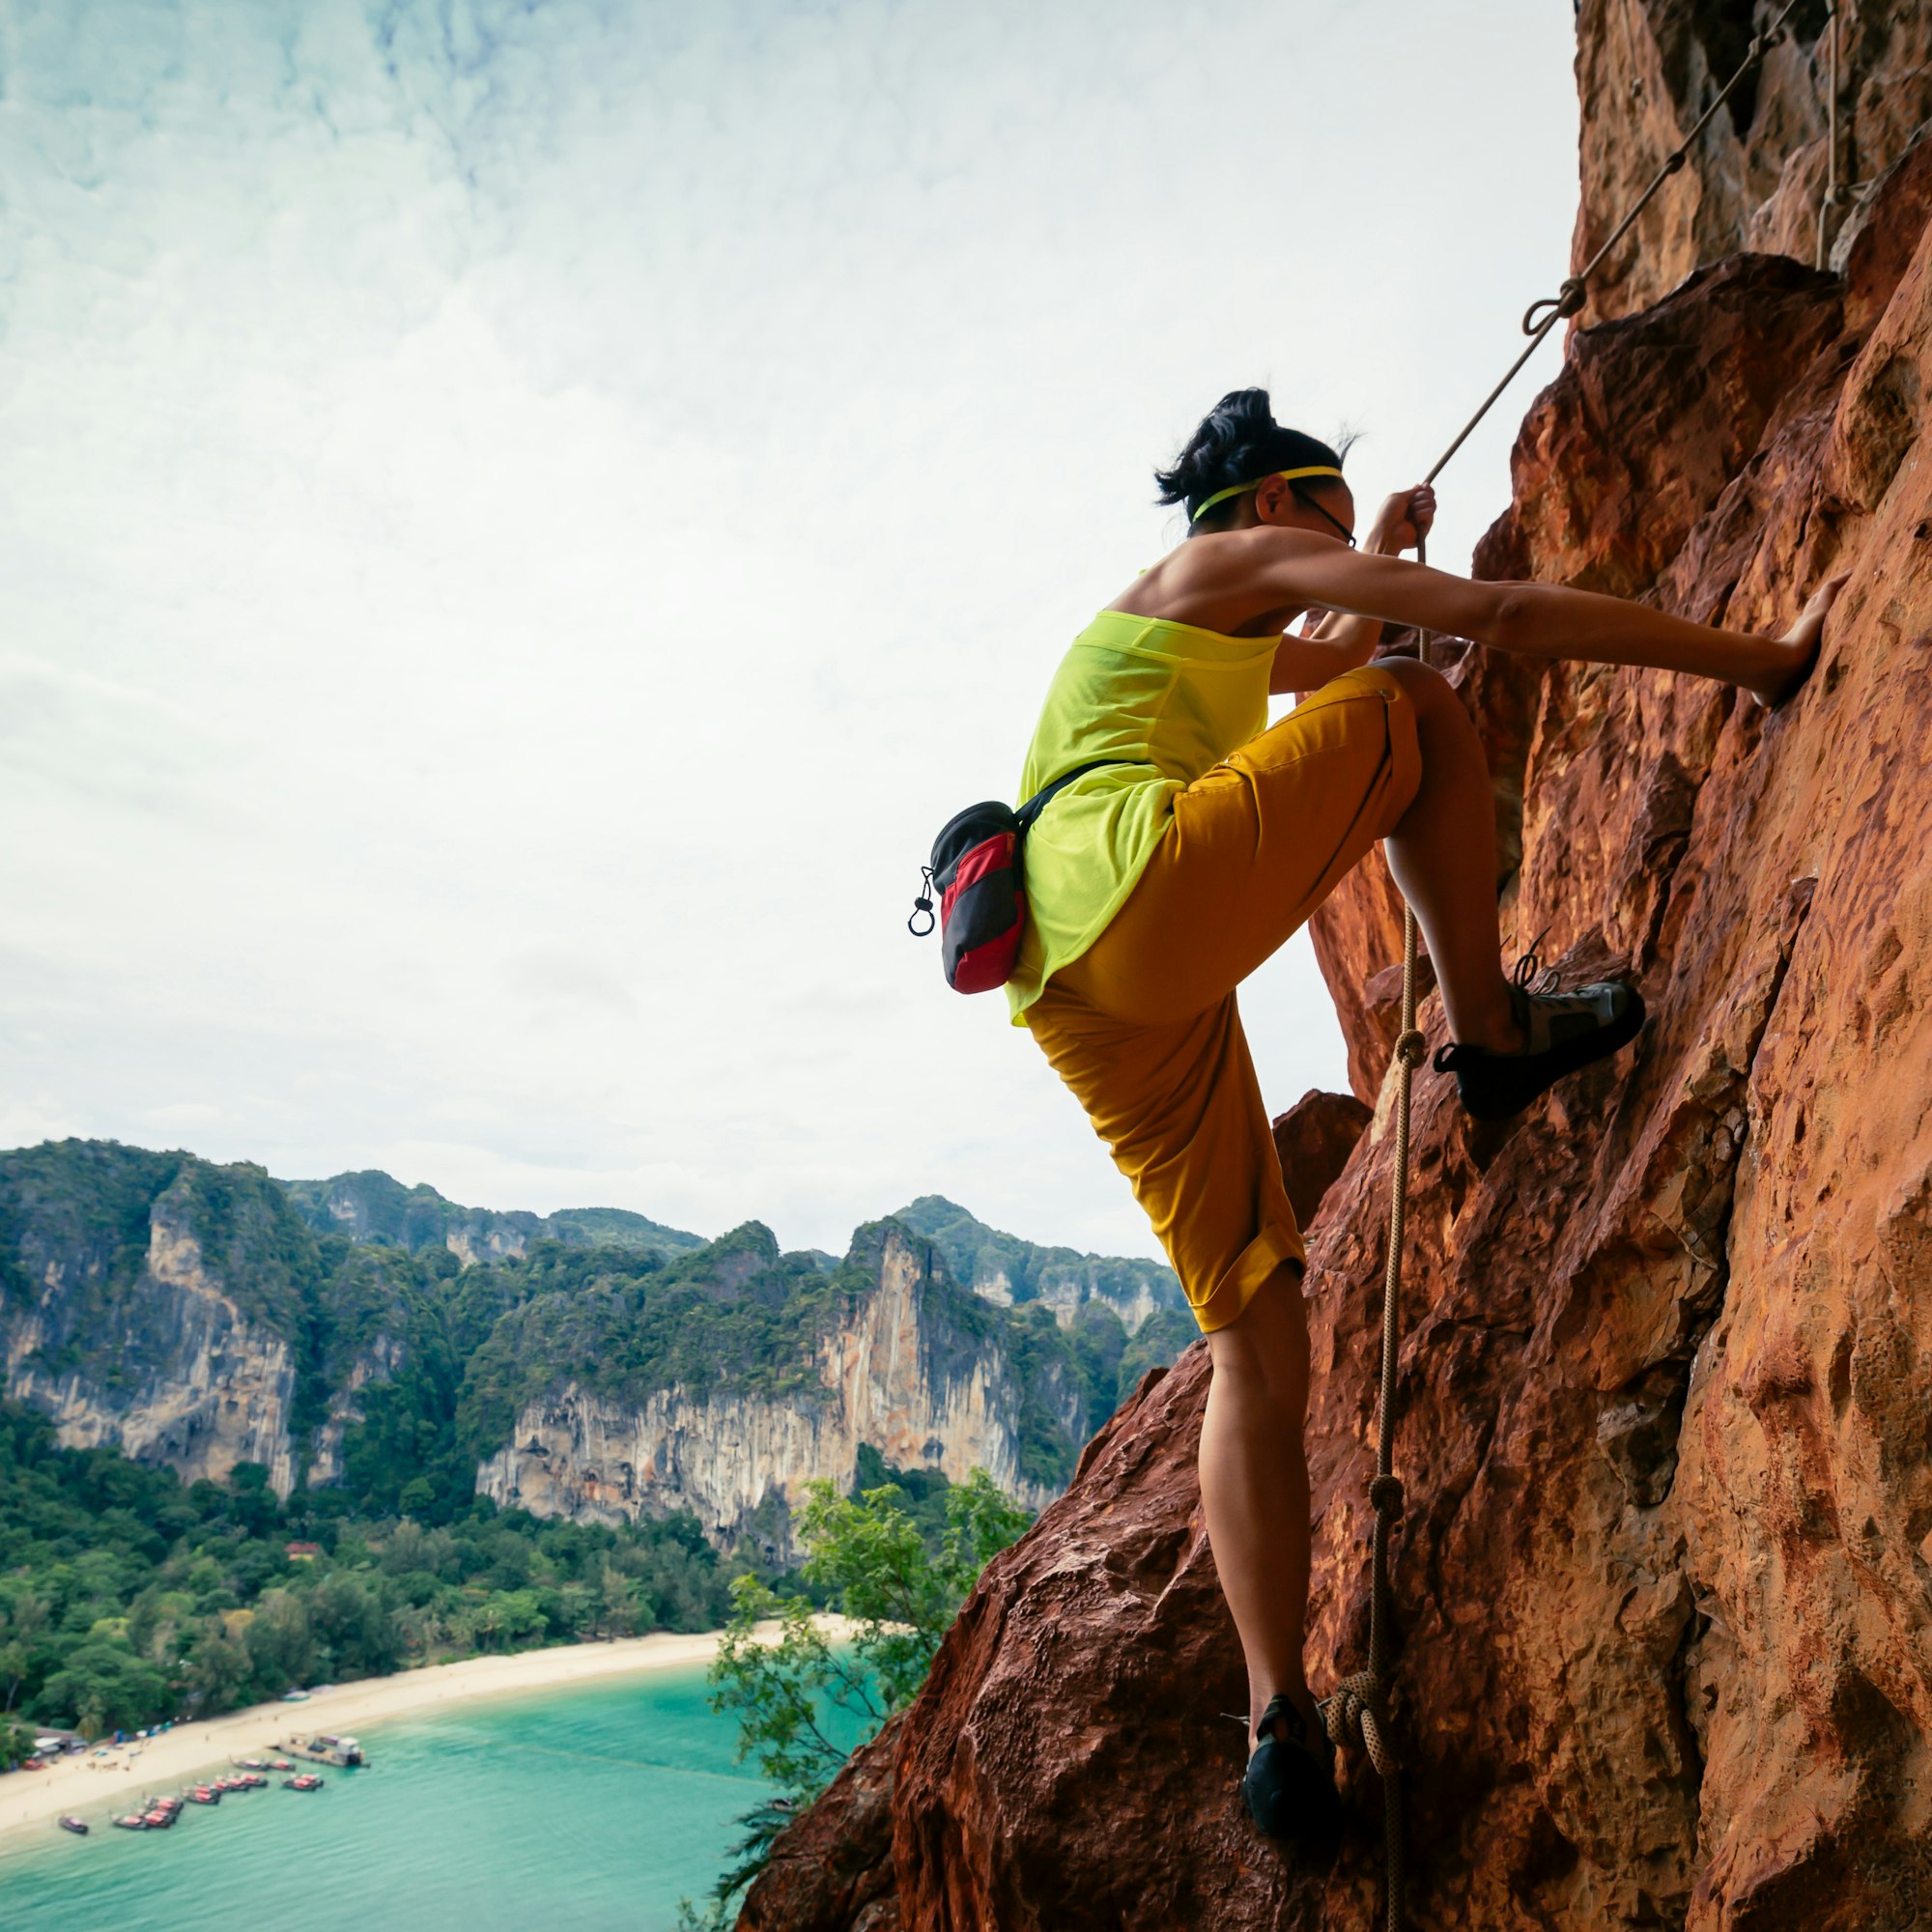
[281,1773,325,1792]
[185,1784,220,1805]
[279,1731,364,1768]
[58,1815,88,1835]
[142,1808,173,1830]
[267,1757,292,1771]
[111,1814,148,1832]
[232,1756,267,1771]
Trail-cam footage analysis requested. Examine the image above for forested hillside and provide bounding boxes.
[0,1394,848,1749]
[0,1141,1194,1542]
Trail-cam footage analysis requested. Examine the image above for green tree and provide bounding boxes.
[1068,1299,1129,1415]
[0,1587,47,1714]
[693,1468,1031,1926]
[36,1636,168,1736]
[308,1573,403,1679]
[792,1468,1025,1711]
[598,1562,645,1638]
[225,1462,283,1538]
[0,1640,27,1719]
[242,1589,315,1694]
[712,1468,1029,1793]
[552,1580,597,1638]
[185,1619,251,1714]
[480,1588,546,1649]
[469,1596,506,1652]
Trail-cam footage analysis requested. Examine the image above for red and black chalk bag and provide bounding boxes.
[908,762,1115,993]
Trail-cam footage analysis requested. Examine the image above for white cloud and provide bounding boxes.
[0,0,1580,1261]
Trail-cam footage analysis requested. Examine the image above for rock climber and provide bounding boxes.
[1006,386,1847,1852]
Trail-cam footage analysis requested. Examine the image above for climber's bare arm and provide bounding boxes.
[1282,489,1434,672]
[1264,488,1434,691]
[1255,542,1499,693]
[1248,534,1847,707]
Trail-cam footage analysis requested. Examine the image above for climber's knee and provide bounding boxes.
[1380,653,1488,802]
[1208,1264,1310,1406]
[1380,653,1456,717]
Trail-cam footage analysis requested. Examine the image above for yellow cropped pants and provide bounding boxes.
[1027,665,1422,1333]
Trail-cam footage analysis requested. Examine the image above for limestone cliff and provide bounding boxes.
[280,1167,705,1265]
[1,1144,1170,1535]
[734,42,1932,1932]
[891,1196,1188,1333]
[305,1329,410,1491]
[476,1225,1075,1549]
[0,1146,307,1493]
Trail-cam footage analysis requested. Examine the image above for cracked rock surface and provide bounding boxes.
[736,68,1932,1932]
[1573,0,1932,325]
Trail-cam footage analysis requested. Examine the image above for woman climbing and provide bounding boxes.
[1007,387,1846,1853]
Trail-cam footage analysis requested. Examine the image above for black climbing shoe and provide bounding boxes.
[1241,1693,1344,1858]
[1434,972,1646,1122]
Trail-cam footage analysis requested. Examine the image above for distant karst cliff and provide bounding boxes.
[892,1194,1187,1333]
[473,1222,1082,1541]
[0,1141,1191,1550]
[736,16,1932,1932]
[281,1166,707,1267]
[0,1144,376,1499]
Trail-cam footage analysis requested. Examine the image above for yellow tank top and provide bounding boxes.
[1007,609,1278,1024]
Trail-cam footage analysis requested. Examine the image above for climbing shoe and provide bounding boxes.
[1240,1693,1344,1858]
[1433,971,1646,1122]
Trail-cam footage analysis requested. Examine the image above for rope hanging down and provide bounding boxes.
[1316,7,1804,1926]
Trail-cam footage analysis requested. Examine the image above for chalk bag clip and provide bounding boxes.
[908,867,936,938]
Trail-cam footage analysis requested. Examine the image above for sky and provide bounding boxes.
[0,0,1581,1262]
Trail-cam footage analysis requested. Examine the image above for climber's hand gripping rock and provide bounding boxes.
[1750,570,1852,709]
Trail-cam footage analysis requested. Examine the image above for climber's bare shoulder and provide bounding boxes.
[1106,527,1502,640]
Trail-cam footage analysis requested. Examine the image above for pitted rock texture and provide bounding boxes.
[1272,1090,1376,1232]
[740,1715,906,1932]
[737,111,1932,1932]
[1574,0,1932,324]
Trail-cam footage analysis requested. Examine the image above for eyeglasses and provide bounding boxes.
[1293,486,1356,549]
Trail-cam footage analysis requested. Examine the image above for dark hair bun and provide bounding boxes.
[1155,387,1347,522]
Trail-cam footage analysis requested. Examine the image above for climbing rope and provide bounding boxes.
[1317,7,1805,1925]
[1815,4,1869,270]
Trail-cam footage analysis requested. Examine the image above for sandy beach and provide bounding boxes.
[0,1621,825,1843]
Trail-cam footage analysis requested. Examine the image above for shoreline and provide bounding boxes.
[0,1620,826,1846]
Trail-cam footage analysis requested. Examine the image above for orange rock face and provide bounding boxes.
[740,1714,904,1932]
[1272,1091,1375,1231]
[1573,0,1932,324]
[738,74,1932,1932]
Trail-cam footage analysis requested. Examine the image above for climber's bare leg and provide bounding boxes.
[1377,657,1523,1053]
[1202,1266,1317,1741]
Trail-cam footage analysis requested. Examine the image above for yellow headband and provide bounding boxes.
[1190,465,1344,523]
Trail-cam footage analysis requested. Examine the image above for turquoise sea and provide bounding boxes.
[0,1664,776,1932]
